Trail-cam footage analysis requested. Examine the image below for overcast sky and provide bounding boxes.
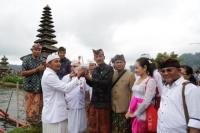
[0,0,200,65]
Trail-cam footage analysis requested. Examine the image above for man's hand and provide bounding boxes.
[36,64,45,72]
[84,69,92,80]
[77,71,85,79]
[85,73,92,81]
[21,64,45,77]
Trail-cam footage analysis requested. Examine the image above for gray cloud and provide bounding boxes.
[0,0,200,65]
[55,0,177,49]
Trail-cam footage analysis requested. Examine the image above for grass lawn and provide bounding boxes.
[7,124,42,133]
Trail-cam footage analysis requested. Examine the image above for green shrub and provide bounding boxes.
[1,74,23,84]
[7,125,42,133]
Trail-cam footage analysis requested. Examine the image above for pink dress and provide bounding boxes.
[129,77,156,133]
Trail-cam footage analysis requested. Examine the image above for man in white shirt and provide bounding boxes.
[41,53,80,133]
[157,58,200,133]
[62,65,89,133]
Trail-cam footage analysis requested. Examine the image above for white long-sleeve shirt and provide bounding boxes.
[41,67,79,123]
[62,75,89,109]
[132,77,157,120]
[157,77,200,133]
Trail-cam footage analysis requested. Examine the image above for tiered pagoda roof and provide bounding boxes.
[0,56,9,72]
[34,5,58,56]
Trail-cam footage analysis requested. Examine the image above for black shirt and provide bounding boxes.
[87,63,114,109]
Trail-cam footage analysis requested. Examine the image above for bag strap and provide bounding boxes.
[112,70,127,88]
[182,81,191,133]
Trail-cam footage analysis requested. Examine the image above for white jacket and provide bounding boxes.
[41,67,79,123]
[62,75,90,109]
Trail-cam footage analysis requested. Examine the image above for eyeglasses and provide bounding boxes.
[160,67,176,73]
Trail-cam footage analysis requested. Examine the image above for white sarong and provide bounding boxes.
[43,119,68,133]
[68,108,87,133]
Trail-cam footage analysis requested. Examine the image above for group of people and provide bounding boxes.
[21,43,200,133]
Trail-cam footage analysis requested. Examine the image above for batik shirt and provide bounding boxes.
[22,54,45,93]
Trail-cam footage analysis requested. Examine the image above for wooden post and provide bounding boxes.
[16,82,19,128]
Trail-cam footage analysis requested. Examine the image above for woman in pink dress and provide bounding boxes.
[125,57,157,133]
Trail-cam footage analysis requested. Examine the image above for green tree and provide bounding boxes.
[155,52,179,64]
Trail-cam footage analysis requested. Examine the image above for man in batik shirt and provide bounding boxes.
[21,43,45,124]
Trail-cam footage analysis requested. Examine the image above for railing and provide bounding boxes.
[0,83,28,132]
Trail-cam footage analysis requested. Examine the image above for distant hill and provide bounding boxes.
[9,64,22,72]
[179,52,200,70]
